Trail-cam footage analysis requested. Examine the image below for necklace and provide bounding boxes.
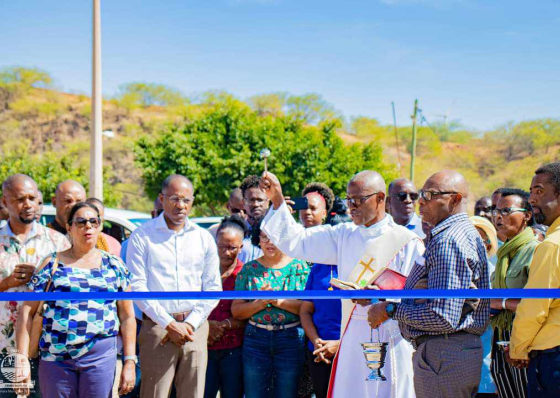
[70,247,100,267]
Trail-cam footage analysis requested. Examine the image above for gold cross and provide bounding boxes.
[356,257,375,286]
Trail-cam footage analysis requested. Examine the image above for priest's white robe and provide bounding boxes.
[262,203,425,398]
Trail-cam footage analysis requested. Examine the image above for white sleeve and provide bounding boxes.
[261,202,340,265]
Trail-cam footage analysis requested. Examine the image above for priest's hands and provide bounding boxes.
[368,301,389,329]
[259,172,285,210]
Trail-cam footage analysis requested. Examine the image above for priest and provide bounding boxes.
[259,170,425,398]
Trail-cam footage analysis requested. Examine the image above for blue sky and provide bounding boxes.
[1,0,559,130]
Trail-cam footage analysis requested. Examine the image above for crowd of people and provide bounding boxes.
[1,162,560,398]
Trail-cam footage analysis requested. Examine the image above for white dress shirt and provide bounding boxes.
[126,213,222,329]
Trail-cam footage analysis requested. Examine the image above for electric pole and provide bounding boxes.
[90,0,103,199]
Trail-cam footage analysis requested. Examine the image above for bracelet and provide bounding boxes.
[224,318,232,329]
[502,298,508,310]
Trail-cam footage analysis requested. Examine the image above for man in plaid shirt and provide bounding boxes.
[368,170,490,398]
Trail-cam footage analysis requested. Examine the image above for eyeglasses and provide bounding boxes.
[418,190,459,201]
[217,245,241,252]
[492,207,528,217]
[393,192,419,202]
[346,192,381,207]
[259,235,271,243]
[165,195,195,206]
[70,217,101,228]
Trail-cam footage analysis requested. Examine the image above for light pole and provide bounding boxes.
[90,0,103,199]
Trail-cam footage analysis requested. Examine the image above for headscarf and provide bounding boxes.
[490,227,536,332]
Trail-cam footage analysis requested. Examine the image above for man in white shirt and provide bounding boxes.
[127,174,222,398]
[386,178,426,239]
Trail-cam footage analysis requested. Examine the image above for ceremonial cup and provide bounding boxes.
[360,341,389,381]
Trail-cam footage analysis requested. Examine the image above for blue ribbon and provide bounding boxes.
[1,289,560,301]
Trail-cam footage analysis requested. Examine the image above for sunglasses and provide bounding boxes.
[70,217,101,228]
[393,192,419,202]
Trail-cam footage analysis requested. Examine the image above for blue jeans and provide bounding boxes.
[204,346,244,398]
[243,324,305,398]
[528,350,560,397]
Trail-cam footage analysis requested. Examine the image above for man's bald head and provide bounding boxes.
[419,170,469,227]
[161,174,194,194]
[52,179,87,226]
[349,170,386,194]
[388,178,415,196]
[2,174,37,196]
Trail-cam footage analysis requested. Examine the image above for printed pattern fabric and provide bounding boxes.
[0,222,70,354]
[28,251,130,361]
[235,258,309,325]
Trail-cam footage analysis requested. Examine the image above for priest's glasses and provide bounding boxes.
[360,328,389,382]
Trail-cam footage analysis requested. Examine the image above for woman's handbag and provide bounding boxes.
[28,255,59,359]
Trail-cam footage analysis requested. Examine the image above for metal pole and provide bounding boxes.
[90,0,103,199]
[391,101,402,176]
[410,99,418,182]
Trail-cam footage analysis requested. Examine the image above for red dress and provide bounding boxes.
[208,259,245,350]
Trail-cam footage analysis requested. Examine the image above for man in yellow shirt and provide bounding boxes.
[510,162,560,397]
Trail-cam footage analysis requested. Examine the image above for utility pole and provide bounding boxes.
[410,99,418,182]
[90,0,103,199]
[391,102,402,176]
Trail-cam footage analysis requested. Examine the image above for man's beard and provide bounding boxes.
[19,215,35,224]
[534,212,546,225]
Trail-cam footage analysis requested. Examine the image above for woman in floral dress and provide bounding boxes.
[232,221,309,398]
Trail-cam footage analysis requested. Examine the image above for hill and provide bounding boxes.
[1,66,559,213]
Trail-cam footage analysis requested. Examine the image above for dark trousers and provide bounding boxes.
[305,350,332,398]
[528,349,560,397]
[204,346,244,398]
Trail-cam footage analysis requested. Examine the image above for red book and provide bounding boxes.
[372,268,407,290]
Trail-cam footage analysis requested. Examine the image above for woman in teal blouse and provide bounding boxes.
[232,221,309,398]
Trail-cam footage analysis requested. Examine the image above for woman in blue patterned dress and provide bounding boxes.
[16,202,137,398]
[232,221,310,398]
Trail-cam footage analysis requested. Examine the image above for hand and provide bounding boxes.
[118,360,136,396]
[208,320,224,344]
[8,263,35,288]
[368,302,389,329]
[162,321,195,346]
[259,172,284,210]
[504,346,529,369]
[351,299,372,307]
[313,339,340,364]
[269,299,285,308]
[284,196,295,214]
[13,355,32,396]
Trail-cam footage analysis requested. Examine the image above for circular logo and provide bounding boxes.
[1,353,31,383]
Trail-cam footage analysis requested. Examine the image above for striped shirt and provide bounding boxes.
[394,213,490,341]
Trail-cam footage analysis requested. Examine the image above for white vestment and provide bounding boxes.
[262,203,425,398]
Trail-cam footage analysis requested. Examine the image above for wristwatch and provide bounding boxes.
[124,355,138,364]
[385,302,397,319]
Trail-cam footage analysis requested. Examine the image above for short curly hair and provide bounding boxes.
[536,162,560,194]
[239,175,261,198]
[302,182,335,212]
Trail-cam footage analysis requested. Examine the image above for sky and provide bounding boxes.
[1,0,559,131]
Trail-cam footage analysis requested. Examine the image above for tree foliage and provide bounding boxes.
[115,82,188,111]
[135,100,396,215]
[0,142,120,206]
[0,66,53,109]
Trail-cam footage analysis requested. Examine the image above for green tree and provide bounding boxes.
[0,142,120,206]
[135,101,396,214]
[115,82,188,111]
[0,66,53,108]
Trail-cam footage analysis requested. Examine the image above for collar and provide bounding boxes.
[405,213,421,229]
[1,221,40,241]
[430,213,469,237]
[358,214,396,237]
[546,215,560,238]
[155,212,194,234]
[49,219,67,235]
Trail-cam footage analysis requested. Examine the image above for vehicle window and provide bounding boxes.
[129,218,150,227]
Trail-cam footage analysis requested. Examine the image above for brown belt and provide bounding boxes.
[143,311,191,323]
